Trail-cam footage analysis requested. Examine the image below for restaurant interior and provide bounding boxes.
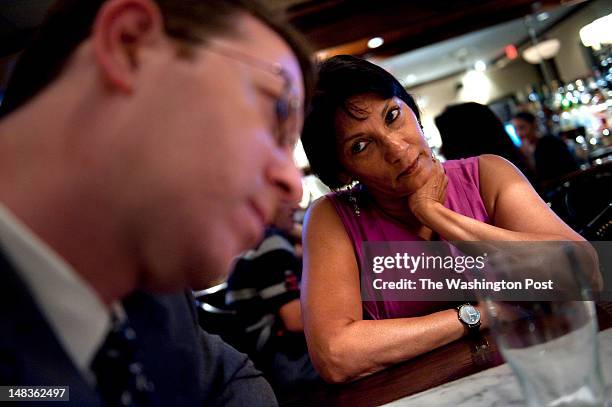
[288,0,612,218]
[1,0,612,406]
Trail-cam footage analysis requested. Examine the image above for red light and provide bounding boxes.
[505,44,518,60]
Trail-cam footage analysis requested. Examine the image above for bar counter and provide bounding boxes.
[280,303,612,406]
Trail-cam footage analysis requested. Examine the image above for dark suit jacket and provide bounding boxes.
[0,249,278,406]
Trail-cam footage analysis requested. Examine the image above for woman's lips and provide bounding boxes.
[397,155,420,180]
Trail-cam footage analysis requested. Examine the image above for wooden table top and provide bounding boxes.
[280,302,612,406]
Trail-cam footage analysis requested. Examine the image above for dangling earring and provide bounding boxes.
[346,182,361,217]
[431,152,437,163]
[348,191,360,217]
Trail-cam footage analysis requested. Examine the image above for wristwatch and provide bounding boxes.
[456,303,481,336]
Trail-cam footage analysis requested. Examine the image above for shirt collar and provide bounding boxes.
[0,203,111,383]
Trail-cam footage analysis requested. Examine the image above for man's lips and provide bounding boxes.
[249,200,269,227]
[397,155,420,180]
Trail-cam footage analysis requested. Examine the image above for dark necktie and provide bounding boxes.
[91,314,155,407]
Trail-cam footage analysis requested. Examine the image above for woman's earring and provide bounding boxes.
[348,193,360,217]
[346,183,361,217]
[431,152,437,163]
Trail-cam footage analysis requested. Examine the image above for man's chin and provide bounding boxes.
[140,239,245,292]
[139,275,188,295]
[188,272,229,291]
[137,261,228,294]
[186,250,236,291]
[139,270,227,293]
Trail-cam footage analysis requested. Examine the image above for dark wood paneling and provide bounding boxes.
[286,0,571,57]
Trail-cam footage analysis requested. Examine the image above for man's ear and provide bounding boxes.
[92,0,165,93]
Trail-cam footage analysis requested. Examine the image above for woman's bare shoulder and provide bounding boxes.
[304,195,353,247]
[305,195,341,226]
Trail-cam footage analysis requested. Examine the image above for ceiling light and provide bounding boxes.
[459,70,491,104]
[367,37,384,49]
[315,50,330,61]
[474,60,486,72]
[580,13,612,50]
[404,74,416,84]
[522,39,561,64]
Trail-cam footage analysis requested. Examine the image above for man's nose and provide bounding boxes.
[267,150,303,204]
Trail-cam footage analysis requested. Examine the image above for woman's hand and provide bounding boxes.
[408,155,448,220]
[408,155,585,243]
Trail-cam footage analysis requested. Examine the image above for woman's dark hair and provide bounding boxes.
[301,54,421,190]
[0,0,315,118]
[435,102,530,175]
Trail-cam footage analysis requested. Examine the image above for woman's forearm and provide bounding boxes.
[412,203,601,288]
[309,308,468,383]
[415,202,577,242]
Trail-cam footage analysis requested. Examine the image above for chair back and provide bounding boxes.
[544,162,612,237]
[193,283,242,344]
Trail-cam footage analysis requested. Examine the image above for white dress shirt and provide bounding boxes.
[0,203,112,385]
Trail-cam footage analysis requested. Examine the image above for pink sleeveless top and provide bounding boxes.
[328,157,491,320]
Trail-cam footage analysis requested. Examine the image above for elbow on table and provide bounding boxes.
[311,339,363,384]
[313,357,353,384]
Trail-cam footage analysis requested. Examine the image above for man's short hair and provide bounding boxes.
[0,0,314,118]
[513,111,536,125]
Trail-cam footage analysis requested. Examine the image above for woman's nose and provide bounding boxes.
[383,134,409,164]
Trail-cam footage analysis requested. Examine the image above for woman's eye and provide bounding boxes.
[351,140,368,154]
[385,107,400,124]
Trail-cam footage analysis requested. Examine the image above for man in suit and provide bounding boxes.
[0,0,313,405]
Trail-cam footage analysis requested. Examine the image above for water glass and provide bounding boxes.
[486,300,605,407]
[481,242,606,407]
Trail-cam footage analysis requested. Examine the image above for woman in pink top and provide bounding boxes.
[299,55,585,383]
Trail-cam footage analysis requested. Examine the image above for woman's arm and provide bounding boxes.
[411,155,601,288]
[302,197,478,383]
[411,154,584,242]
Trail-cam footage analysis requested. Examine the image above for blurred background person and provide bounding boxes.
[197,201,318,397]
[435,102,533,182]
[225,201,317,393]
[512,111,580,190]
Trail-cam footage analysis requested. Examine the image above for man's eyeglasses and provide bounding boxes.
[201,44,303,148]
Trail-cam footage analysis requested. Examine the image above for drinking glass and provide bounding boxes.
[486,300,605,407]
[481,242,606,407]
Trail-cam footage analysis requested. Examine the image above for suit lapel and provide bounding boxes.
[0,248,102,406]
[0,246,204,406]
[123,291,203,407]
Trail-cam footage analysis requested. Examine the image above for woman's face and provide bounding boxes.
[334,93,433,198]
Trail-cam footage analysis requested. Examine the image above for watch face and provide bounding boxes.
[459,305,481,325]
